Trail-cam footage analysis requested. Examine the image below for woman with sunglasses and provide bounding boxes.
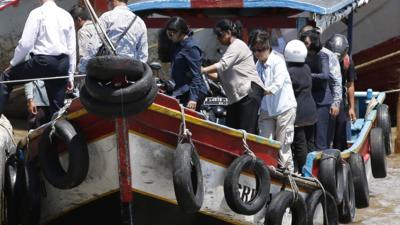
[201,19,265,134]
[250,29,297,172]
[164,16,208,111]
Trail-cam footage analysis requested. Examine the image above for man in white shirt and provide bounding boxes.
[250,30,297,172]
[0,0,76,116]
[97,0,148,62]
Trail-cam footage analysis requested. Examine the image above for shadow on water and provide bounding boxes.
[46,192,232,225]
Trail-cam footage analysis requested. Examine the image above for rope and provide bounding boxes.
[303,165,330,224]
[0,74,86,84]
[383,88,400,94]
[238,129,257,162]
[355,50,400,70]
[178,104,193,145]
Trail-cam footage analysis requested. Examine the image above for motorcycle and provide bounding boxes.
[149,61,227,125]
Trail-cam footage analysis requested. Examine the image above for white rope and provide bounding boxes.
[238,129,257,161]
[178,104,193,145]
[383,88,400,94]
[0,74,86,84]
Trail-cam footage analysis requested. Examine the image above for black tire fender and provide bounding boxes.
[87,56,145,81]
[80,79,158,118]
[265,190,307,225]
[306,189,338,225]
[224,154,270,215]
[85,62,154,103]
[377,104,392,155]
[19,161,42,225]
[370,127,387,178]
[348,153,369,208]
[318,149,345,205]
[4,154,24,225]
[39,119,89,189]
[172,142,204,213]
[337,162,356,223]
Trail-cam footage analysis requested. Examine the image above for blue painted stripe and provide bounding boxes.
[302,91,386,177]
[128,0,190,12]
[129,0,355,14]
[244,0,355,14]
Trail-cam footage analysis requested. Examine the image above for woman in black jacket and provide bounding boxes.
[284,40,317,173]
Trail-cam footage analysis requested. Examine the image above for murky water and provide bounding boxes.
[352,153,400,225]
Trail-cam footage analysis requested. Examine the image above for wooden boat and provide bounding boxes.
[1,1,392,225]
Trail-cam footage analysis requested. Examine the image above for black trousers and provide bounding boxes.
[0,54,68,116]
[329,101,348,150]
[27,106,51,130]
[292,125,315,173]
[226,82,263,134]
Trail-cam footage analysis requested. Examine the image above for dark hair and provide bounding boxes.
[158,28,174,62]
[248,29,271,51]
[214,19,243,40]
[118,0,128,3]
[165,16,190,35]
[300,29,322,52]
[69,5,90,21]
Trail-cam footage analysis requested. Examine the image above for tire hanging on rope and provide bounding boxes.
[370,127,387,178]
[39,119,89,189]
[172,105,204,213]
[348,153,369,208]
[224,130,270,215]
[318,149,345,205]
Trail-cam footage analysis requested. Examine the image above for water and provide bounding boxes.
[352,153,400,225]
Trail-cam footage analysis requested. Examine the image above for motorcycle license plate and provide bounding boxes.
[203,97,228,106]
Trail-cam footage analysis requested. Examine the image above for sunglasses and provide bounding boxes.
[166,28,178,35]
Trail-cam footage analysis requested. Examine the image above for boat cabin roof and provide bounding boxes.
[128,0,356,15]
[128,0,369,30]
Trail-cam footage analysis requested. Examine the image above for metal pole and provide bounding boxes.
[115,116,134,225]
[347,10,354,55]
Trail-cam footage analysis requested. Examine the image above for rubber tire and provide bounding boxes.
[19,161,41,225]
[39,119,89,189]
[319,149,344,205]
[377,104,392,155]
[4,154,23,225]
[80,79,158,118]
[348,153,369,208]
[85,63,154,103]
[172,142,204,213]
[224,154,270,215]
[87,56,145,81]
[370,127,387,178]
[337,162,356,223]
[265,190,307,225]
[306,190,338,225]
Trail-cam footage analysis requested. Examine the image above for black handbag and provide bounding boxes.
[96,15,138,56]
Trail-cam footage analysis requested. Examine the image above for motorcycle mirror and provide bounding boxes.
[149,62,162,70]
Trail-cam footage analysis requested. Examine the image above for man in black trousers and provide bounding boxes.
[0,0,76,117]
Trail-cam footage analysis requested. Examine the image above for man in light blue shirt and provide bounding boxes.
[25,80,50,129]
[250,30,297,172]
[97,0,148,62]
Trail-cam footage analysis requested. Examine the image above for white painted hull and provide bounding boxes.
[41,132,307,225]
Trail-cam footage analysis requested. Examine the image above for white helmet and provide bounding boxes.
[284,40,308,63]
